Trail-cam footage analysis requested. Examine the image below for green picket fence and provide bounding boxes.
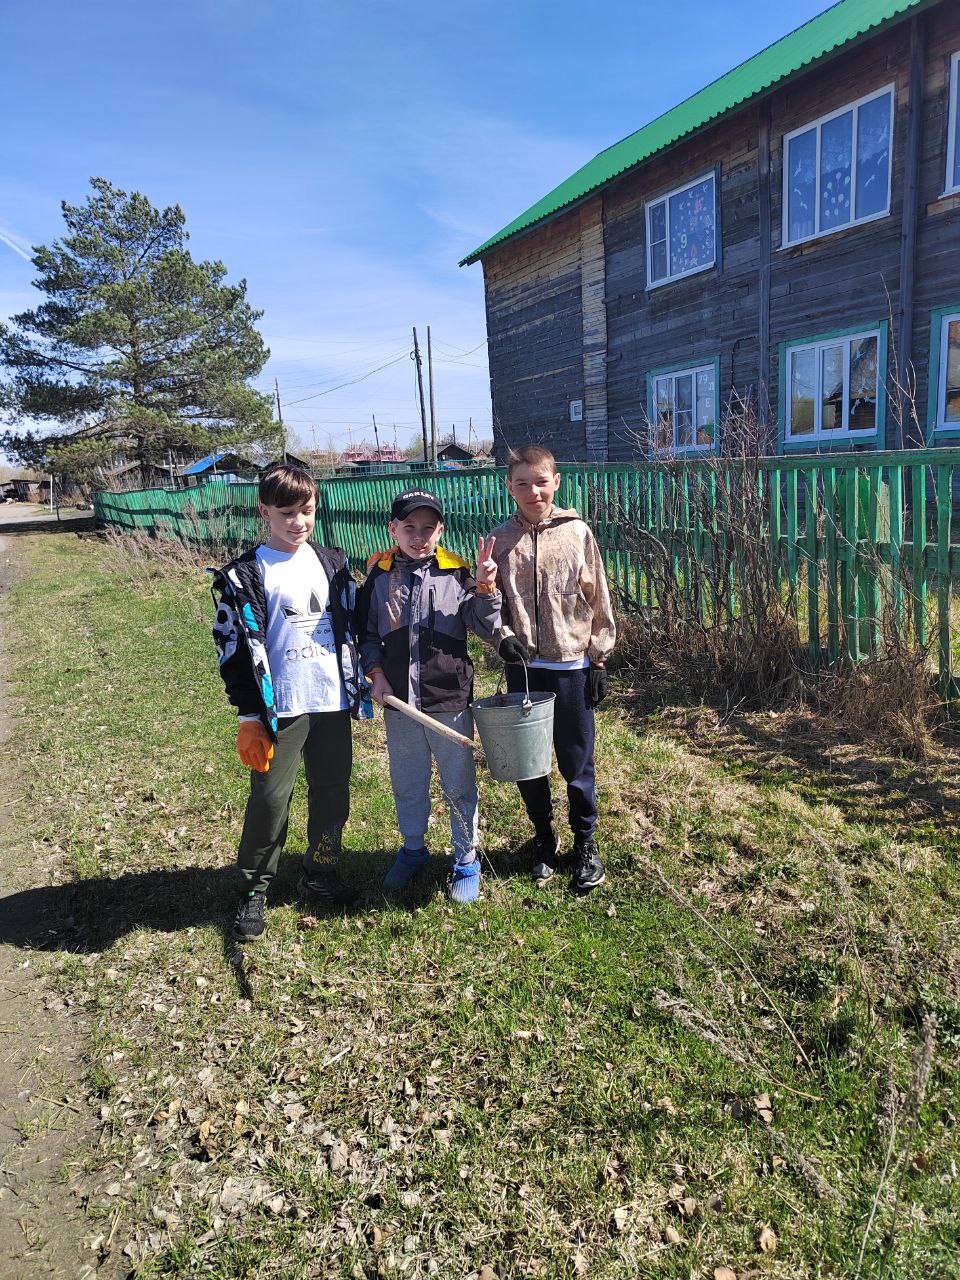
[94,478,263,548]
[93,450,960,690]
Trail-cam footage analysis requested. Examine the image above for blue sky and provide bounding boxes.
[1,0,827,456]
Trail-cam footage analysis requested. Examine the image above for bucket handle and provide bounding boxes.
[496,654,534,716]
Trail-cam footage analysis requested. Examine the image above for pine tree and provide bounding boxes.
[0,178,277,483]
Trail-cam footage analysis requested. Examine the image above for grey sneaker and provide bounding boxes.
[531,825,560,885]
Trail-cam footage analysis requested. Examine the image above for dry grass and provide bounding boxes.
[604,404,948,756]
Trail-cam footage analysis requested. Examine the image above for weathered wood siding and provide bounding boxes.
[604,107,762,460]
[767,23,911,448]
[482,215,585,460]
[480,0,960,460]
[579,199,609,462]
[912,3,960,439]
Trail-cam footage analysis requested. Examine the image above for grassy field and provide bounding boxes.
[4,532,960,1279]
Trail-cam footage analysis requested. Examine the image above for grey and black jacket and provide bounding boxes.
[356,546,503,714]
[210,543,372,737]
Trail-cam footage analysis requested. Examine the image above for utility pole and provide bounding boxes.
[412,327,429,466]
[274,379,286,458]
[372,414,382,462]
[427,325,437,468]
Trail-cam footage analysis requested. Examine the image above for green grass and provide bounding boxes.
[4,533,960,1279]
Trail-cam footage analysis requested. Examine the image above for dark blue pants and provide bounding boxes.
[505,665,597,839]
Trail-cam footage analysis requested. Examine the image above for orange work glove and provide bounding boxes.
[236,721,275,773]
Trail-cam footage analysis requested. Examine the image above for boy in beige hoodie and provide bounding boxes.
[489,444,616,893]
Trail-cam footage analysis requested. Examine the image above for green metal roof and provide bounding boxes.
[461,0,931,266]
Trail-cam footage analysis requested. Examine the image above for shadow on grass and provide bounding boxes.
[0,847,556,965]
[720,709,960,827]
[617,692,960,830]
[0,855,382,955]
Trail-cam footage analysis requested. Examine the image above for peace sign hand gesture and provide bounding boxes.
[475,535,498,588]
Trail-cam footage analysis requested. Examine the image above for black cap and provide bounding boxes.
[390,489,444,521]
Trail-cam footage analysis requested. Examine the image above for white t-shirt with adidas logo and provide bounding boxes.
[255,544,349,716]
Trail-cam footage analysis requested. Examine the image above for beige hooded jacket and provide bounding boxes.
[489,506,616,664]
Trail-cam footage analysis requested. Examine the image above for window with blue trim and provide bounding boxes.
[935,312,960,430]
[651,363,716,453]
[785,330,880,443]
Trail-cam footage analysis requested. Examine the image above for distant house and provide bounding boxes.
[437,442,475,464]
[405,442,487,468]
[462,0,960,462]
[100,459,178,491]
[335,442,410,475]
[179,450,258,485]
[0,479,35,502]
[338,443,407,467]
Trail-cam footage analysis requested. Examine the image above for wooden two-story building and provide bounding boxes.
[462,0,960,462]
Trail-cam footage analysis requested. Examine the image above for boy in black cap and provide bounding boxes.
[356,489,524,902]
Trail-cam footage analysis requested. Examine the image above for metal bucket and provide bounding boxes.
[472,663,555,782]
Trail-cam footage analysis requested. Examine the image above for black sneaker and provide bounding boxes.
[232,890,266,940]
[569,836,605,894]
[298,859,358,908]
[531,825,560,886]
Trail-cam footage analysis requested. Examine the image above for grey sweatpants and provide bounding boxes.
[384,706,478,865]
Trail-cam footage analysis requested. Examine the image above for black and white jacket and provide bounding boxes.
[210,543,372,737]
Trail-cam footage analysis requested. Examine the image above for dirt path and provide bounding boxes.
[0,506,96,535]
[0,534,108,1279]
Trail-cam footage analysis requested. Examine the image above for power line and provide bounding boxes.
[434,356,488,368]
[285,351,412,406]
[432,338,488,357]
[266,347,412,393]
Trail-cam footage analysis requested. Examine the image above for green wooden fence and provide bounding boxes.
[93,450,960,690]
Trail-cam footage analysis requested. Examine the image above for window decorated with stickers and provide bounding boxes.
[645,173,717,288]
[782,85,893,246]
[947,53,960,196]
[649,363,717,454]
[935,312,960,430]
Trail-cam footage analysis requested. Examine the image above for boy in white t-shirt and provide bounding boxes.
[211,463,371,940]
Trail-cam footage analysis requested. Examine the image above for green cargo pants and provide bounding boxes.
[236,710,352,894]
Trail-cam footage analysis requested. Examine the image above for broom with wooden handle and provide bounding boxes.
[382,694,479,752]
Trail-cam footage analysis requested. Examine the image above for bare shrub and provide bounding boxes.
[821,648,943,760]
[606,400,807,708]
[603,397,944,750]
[100,527,208,589]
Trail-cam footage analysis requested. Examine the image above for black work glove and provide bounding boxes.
[498,635,530,664]
[589,665,609,706]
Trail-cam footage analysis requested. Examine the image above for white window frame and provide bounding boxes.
[645,171,717,289]
[946,52,960,196]
[784,328,882,443]
[651,362,718,455]
[781,84,895,248]
[935,311,960,430]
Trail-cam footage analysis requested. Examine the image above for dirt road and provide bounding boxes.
[0,534,107,1279]
[0,505,96,535]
